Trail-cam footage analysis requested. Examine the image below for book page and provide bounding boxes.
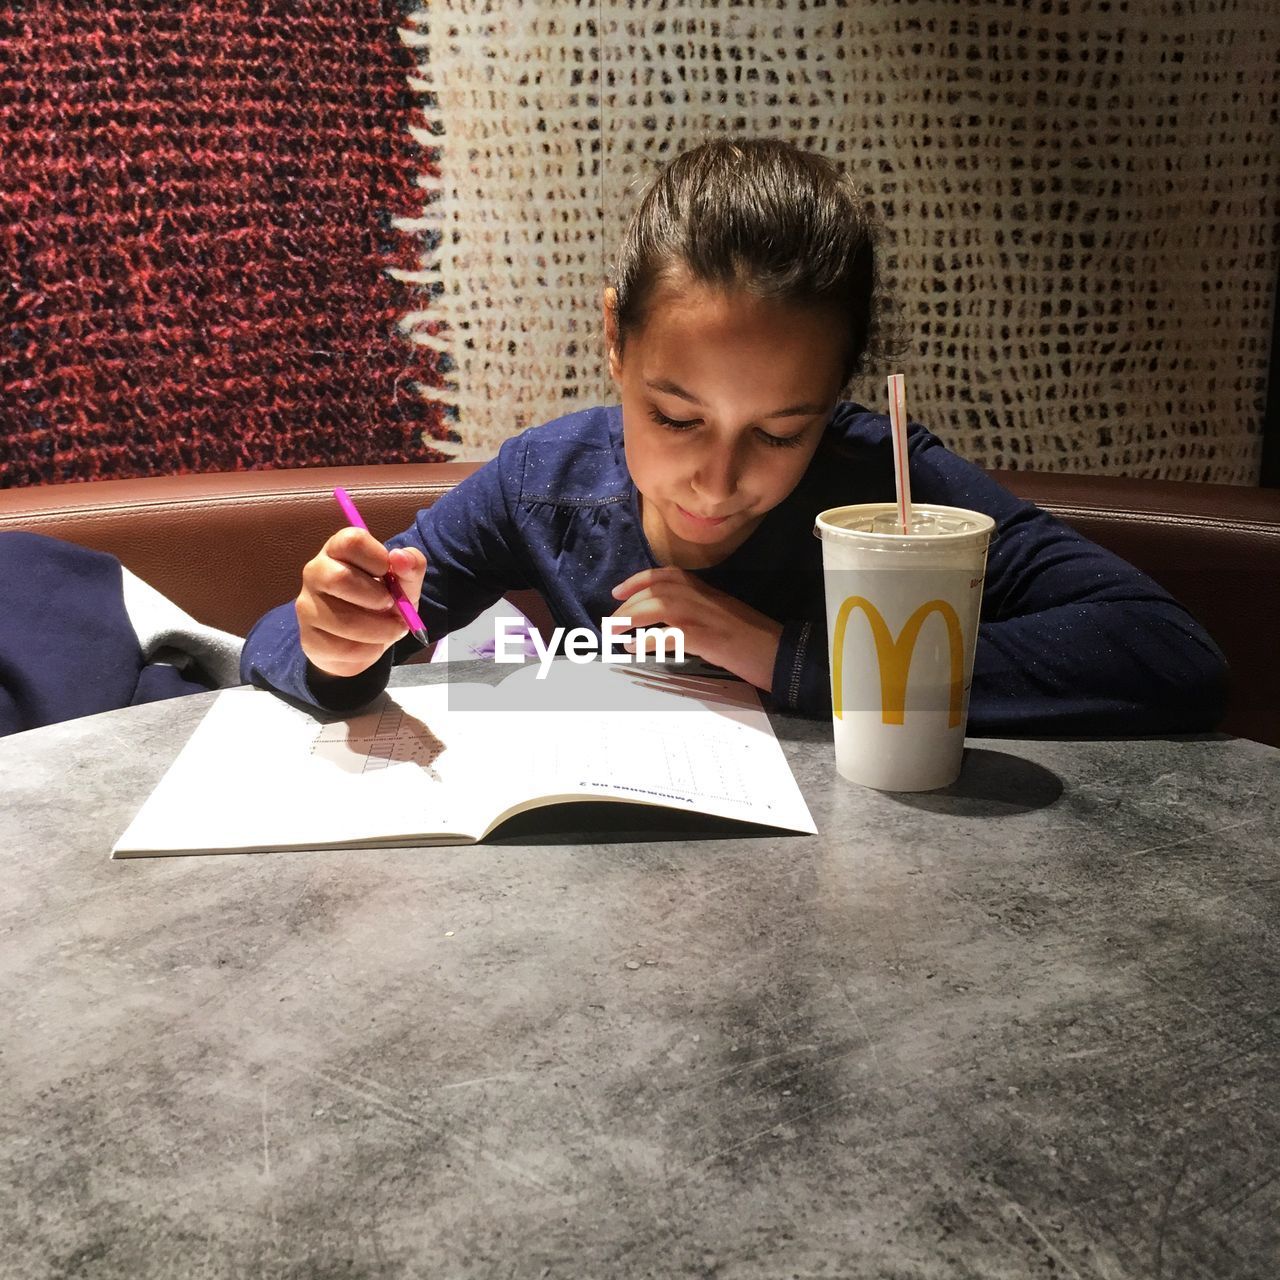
[113,663,815,857]
[113,687,494,856]
[466,662,817,837]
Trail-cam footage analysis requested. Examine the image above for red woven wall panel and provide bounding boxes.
[1,1,449,486]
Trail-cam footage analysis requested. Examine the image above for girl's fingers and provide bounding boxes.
[307,626,391,673]
[315,559,399,612]
[388,544,425,575]
[624,627,684,657]
[311,542,423,613]
[298,535,427,677]
[608,591,666,630]
[387,547,428,606]
[611,569,654,599]
[315,541,427,613]
[611,566,688,599]
[328,527,393,577]
[609,578,698,615]
[314,593,408,645]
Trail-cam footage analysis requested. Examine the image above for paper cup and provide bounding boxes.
[814,503,995,791]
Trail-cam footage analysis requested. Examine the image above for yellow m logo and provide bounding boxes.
[832,597,965,726]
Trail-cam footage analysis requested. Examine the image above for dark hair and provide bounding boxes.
[611,137,885,386]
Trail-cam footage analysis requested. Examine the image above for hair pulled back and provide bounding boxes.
[611,138,882,386]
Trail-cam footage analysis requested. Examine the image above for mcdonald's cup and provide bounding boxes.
[815,504,995,791]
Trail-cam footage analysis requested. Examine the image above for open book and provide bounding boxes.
[112,660,817,857]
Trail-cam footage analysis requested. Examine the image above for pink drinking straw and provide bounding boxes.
[887,373,912,534]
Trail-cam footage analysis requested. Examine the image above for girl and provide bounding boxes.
[242,138,1226,733]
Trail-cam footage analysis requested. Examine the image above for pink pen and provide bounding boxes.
[332,487,429,647]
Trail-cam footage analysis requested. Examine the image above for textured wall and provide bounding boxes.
[4,1,1276,486]
[401,0,1280,482]
[0,0,453,486]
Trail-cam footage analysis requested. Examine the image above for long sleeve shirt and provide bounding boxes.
[240,403,1228,735]
[1,532,243,736]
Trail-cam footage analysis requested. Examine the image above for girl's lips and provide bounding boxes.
[676,504,732,527]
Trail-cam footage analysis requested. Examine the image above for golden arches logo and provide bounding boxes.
[832,597,965,726]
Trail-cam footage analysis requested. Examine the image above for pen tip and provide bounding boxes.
[412,628,430,648]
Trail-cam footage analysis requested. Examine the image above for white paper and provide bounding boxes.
[112,661,816,857]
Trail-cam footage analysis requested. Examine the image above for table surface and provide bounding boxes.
[2,665,1278,1280]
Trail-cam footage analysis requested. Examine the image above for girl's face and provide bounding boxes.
[606,274,847,569]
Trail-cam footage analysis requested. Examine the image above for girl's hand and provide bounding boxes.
[609,568,783,693]
[296,531,427,678]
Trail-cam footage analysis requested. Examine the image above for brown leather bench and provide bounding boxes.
[2,464,1277,746]
[989,470,1280,747]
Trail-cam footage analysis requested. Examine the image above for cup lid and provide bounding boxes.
[814,502,995,544]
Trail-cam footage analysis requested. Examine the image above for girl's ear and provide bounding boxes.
[603,286,623,383]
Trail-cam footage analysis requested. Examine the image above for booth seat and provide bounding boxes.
[2,463,1277,747]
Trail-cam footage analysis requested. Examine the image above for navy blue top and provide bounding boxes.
[1,533,219,737]
[240,404,1227,734]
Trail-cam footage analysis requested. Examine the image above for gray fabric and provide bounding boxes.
[120,569,245,689]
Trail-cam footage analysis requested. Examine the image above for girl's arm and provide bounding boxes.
[774,429,1228,735]
[240,436,533,711]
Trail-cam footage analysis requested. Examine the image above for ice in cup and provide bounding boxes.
[814,503,995,791]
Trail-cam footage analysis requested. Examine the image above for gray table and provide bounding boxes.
[2,665,1278,1279]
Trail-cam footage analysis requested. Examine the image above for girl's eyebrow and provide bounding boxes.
[644,378,825,419]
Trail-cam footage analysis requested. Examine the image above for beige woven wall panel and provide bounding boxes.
[402,1,1279,482]
[397,4,606,456]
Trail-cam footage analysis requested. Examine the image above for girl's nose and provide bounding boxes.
[692,448,739,504]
